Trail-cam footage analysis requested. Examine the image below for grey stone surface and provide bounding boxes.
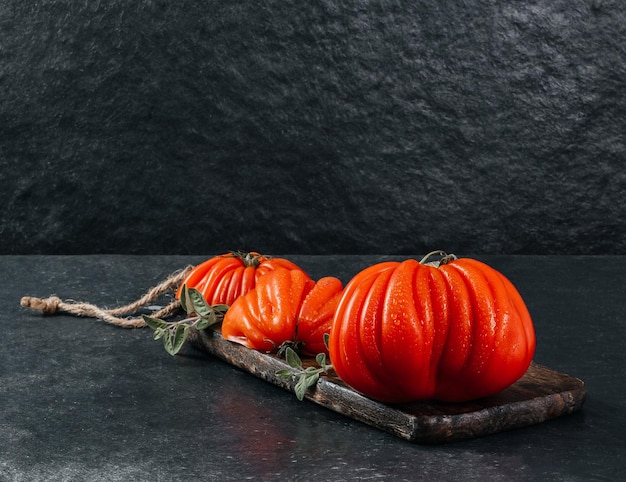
[3,254,625,480]
[1,1,625,254]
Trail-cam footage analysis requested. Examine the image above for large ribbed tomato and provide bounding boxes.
[221,267,343,355]
[176,251,305,306]
[328,252,536,404]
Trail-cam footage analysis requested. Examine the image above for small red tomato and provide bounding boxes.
[296,276,345,355]
[176,251,306,307]
[221,268,343,355]
[329,252,536,404]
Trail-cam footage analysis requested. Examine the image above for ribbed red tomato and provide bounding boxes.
[176,251,305,306]
[221,267,343,355]
[328,252,536,403]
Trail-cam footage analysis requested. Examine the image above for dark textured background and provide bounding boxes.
[1,0,625,255]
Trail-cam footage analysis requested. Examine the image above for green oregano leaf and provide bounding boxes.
[171,324,189,355]
[294,376,308,401]
[213,304,229,314]
[179,285,193,314]
[292,372,320,400]
[187,287,212,317]
[143,288,228,356]
[305,372,320,388]
[207,311,217,325]
[284,346,302,369]
[315,353,326,367]
[275,369,294,378]
[152,328,166,340]
[163,331,175,355]
[143,315,169,330]
[276,345,335,401]
[195,317,211,331]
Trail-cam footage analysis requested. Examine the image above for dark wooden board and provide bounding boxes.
[188,327,586,444]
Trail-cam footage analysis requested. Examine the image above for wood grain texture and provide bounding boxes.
[188,327,586,444]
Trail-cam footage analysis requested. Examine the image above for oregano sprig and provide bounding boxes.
[276,334,333,401]
[143,284,228,356]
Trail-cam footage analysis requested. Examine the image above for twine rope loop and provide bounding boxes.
[20,265,193,328]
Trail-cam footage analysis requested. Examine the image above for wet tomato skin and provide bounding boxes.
[176,251,306,307]
[221,268,343,355]
[328,257,536,403]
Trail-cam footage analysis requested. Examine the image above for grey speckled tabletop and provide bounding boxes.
[2,255,624,481]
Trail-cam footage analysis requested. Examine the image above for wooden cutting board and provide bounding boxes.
[188,327,586,444]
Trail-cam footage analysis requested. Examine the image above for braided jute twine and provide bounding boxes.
[20,265,193,328]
